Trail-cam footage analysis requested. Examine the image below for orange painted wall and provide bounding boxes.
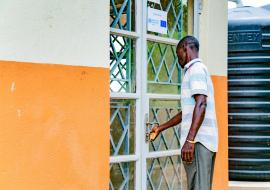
[0,61,110,190]
[212,76,228,190]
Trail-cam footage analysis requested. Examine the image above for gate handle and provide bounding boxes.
[145,122,159,142]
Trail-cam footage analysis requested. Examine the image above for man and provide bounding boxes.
[150,36,218,190]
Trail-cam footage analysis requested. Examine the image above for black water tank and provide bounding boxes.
[228,7,270,181]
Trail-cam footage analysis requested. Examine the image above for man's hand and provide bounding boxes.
[148,112,182,142]
[149,124,160,141]
[181,141,195,163]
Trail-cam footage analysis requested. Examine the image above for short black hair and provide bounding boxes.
[177,35,199,52]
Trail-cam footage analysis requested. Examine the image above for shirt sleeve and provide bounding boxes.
[189,65,208,97]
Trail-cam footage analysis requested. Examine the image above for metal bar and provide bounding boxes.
[229,124,270,127]
[228,68,270,71]
[110,107,120,124]
[229,102,270,104]
[147,93,181,100]
[110,28,140,38]
[124,104,131,156]
[229,135,270,138]
[147,34,179,45]
[229,90,270,93]
[119,176,129,189]
[229,79,270,82]
[229,158,270,162]
[229,41,260,45]
[146,172,155,189]
[148,81,181,85]
[160,59,170,83]
[116,62,127,85]
[110,155,139,163]
[229,170,270,174]
[228,56,270,60]
[118,83,128,92]
[151,110,163,151]
[228,29,260,33]
[118,162,129,188]
[170,4,182,39]
[262,33,270,37]
[110,36,120,60]
[110,92,139,99]
[109,180,115,190]
[229,113,270,116]
[147,43,158,76]
[156,156,171,189]
[229,147,270,150]
[110,46,129,76]
[166,156,182,188]
[110,134,117,154]
[127,39,132,92]
[135,0,143,189]
[146,149,181,158]
[141,1,149,189]
[111,0,129,29]
[123,163,129,189]
[127,0,131,31]
[154,45,169,82]
[110,78,129,82]
[146,156,157,188]
[110,0,124,30]
[168,58,179,83]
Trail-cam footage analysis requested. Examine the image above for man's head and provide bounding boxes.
[176,36,199,68]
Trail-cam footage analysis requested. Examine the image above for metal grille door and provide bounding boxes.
[109,0,190,189]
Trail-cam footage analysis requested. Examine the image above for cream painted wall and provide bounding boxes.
[199,0,228,76]
[0,0,109,68]
[188,0,194,35]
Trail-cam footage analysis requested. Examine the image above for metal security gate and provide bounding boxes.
[109,0,195,189]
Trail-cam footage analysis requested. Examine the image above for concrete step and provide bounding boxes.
[230,181,270,190]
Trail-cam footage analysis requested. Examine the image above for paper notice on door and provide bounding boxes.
[147,7,167,35]
[148,0,161,4]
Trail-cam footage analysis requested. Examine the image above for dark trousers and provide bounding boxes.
[183,143,216,190]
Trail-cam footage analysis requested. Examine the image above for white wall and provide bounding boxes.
[199,0,228,76]
[0,0,109,68]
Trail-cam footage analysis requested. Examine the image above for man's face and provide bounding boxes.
[176,47,187,69]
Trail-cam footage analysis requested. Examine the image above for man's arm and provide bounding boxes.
[150,111,182,140]
[158,111,182,132]
[181,94,207,163]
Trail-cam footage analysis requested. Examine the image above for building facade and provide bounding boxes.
[0,0,227,189]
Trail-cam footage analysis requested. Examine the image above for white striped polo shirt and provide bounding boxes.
[180,58,218,152]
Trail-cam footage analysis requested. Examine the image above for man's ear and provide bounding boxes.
[182,42,187,52]
[185,46,192,54]
[184,46,187,52]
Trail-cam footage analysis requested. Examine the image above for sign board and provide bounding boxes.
[148,0,160,4]
[147,7,167,35]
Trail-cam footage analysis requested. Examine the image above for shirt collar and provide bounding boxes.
[183,58,201,73]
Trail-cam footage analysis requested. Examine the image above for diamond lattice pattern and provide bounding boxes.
[147,156,182,190]
[110,35,134,93]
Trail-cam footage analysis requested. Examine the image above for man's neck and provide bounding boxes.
[184,55,199,68]
[187,54,198,63]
